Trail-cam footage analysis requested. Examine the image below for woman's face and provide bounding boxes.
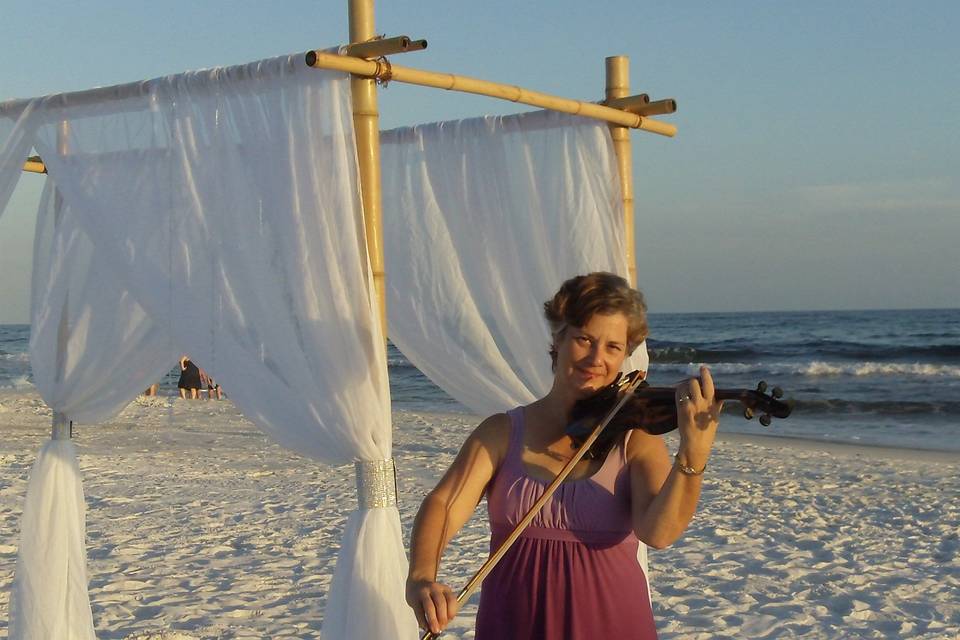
[554,312,629,397]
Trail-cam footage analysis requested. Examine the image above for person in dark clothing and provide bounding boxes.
[178,355,203,399]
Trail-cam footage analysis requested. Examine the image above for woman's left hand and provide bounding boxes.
[675,365,723,468]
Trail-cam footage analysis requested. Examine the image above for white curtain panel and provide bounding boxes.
[381,110,650,583]
[0,102,37,214]
[3,55,416,639]
[29,184,177,422]
[381,110,649,419]
[7,186,178,640]
[1,100,102,640]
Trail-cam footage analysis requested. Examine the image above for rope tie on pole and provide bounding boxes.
[373,57,393,87]
[355,458,398,509]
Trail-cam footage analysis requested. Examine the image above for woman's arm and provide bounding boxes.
[407,413,509,635]
[627,366,722,548]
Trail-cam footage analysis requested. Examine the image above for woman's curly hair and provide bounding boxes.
[543,272,648,370]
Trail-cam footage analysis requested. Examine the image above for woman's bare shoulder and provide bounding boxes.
[625,427,668,461]
[433,413,512,493]
[472,412,511,442]
[465,413,512,461]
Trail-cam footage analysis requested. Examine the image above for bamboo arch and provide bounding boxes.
[9,1,678,635]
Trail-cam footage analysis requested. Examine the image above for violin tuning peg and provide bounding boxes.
[756,381,768,393]
[743,407,754,420]
[759,414,772,427]
[772,387,783,399]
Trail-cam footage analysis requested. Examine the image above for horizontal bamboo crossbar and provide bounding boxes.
[305,50,677,137]
[16,48,677,173]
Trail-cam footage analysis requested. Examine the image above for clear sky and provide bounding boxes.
[1,1,957,323]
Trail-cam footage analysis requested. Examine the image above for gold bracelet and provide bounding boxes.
[674,453,706,476]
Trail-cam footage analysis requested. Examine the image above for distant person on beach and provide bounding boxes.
[406,272,723,638]
[199,368,222,400]
[177,356,203,399]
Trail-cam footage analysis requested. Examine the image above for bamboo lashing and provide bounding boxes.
[305,50,677,137]
[606,56,637,286]
[420,373,645,640]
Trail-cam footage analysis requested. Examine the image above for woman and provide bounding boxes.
[177,355,203,399]
[406,273,723,638]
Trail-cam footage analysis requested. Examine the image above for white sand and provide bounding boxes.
[0,388,957,639]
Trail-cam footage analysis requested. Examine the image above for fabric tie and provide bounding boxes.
[355,458,398,509]
[52,411,71,440]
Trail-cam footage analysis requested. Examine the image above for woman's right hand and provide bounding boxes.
[406,577,459,635]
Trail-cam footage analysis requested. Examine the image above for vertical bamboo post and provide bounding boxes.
[349,0,388,339]
[605,56,636,286]
[53,120,71,440]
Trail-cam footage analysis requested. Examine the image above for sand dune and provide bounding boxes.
[0,389,957,639]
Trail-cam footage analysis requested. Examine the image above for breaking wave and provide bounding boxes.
[650,361,960,378]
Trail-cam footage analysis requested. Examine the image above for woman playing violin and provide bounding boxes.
[406,272,724,638]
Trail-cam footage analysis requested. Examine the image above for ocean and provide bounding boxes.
[3,308,959,452]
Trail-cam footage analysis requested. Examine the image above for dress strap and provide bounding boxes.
[503,407,526,473]
[621,429,633,466]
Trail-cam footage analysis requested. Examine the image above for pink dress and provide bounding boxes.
[475,406,658,639]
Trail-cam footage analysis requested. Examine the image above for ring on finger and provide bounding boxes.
[678,393,691,403]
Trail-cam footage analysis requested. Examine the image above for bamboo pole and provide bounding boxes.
[305,50,677,137]
[606,56,637,286]
[348,0,388,339]
[52,121,70,440]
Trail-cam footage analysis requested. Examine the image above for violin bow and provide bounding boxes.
[421,371,645,639]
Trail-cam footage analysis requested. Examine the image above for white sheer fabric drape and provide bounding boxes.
[381,110,650,581]
[381,111,649,419]
[0,102,37,214]
[29,184,177,422]
[8,435,94,640]
[7,184,178,640]
[2,55,416,639]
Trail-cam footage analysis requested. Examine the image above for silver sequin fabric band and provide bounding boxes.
[355,458,398,509]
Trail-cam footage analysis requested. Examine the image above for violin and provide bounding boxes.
[566,370,794,460]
